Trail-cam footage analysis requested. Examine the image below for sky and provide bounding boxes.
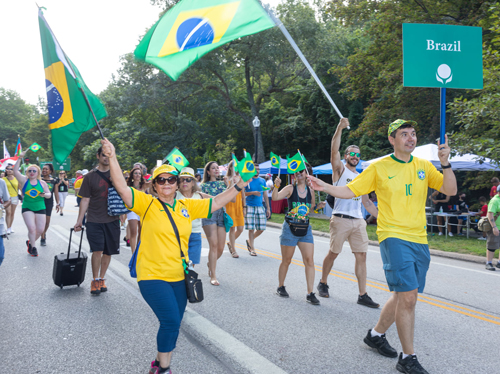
[1,0,284,106]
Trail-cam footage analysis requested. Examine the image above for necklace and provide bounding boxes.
[297,185,307,194]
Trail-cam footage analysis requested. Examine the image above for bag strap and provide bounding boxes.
[334,165,345,187]
[95,170,113,188]
[7,178,17,191]
[158,200,188,270]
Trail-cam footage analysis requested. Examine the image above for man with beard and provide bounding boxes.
[317,118,380,309]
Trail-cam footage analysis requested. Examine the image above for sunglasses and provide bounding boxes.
[180,177,194,183]
[6,168,12,171]
[156,176,178,185]
[295,169,306,174]
[28,170,38,174]
[346,152,361,157]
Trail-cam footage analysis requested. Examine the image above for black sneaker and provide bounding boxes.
[317,281,330,298]
[358,293,380,308]
[496,262,500,269]
[40,238,46,246]
[363,329,398,358]
[30,247,38,257]
[306,292,320,305]
[276,286,289,298]
[396,353,429,374]
[486,263,496,271]
[26,240,31,255]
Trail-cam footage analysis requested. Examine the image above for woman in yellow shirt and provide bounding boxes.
[100,138,249,374]
[2,165,20,234]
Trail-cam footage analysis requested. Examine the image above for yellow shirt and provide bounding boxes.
[126,188,212,282]
[347,154,443,244]
[74,177,83,198]
[3,177,18,197]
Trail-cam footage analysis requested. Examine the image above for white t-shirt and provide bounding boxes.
[266,179,273,197]
[175,191,202,233]
[332,166,363,219]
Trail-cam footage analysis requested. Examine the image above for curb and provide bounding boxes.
[266,221,485,265]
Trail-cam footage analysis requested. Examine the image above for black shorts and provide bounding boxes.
[85,221,121,255]
[45,199,54,217]
[22,208,46,215]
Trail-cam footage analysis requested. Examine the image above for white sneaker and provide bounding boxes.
[438,232,443,236]
[478,237,487,241]
[449,232,453,237]
[6,227,11,234]
[10,228,14,233]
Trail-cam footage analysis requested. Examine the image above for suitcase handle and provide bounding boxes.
[67,227,85,260]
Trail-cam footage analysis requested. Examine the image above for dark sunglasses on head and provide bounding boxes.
[180,177,194,183]
[156,176,178,185]
[346,152,361,157]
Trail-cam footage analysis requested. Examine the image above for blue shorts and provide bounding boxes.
[202,208,224,227]
[188,232,202,265]
[380,238,430,293]
[279,221,314,246]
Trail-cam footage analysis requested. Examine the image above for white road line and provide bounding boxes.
[49,225,288,374]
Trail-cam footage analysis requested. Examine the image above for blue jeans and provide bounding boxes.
[138,280,187,352]
[0,235,4,267]
[188,232,202,264]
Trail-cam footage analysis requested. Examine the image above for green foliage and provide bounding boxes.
[0,88,35,152]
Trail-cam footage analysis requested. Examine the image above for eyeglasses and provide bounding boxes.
[156,176,178,185]
[27,170,37,174]
[180,177,194,183]
[6,168,12,171]
[346,152,361,157]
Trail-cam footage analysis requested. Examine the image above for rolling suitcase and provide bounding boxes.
[52,228,87,289]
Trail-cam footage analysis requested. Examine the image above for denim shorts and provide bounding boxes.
[202,208,224,227]
[279,221,314,246]
[380,238,430,293]
[188,232,202,264]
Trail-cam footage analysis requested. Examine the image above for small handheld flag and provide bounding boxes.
[237,153,257,182]
[287,152,306,174]
[231,153,239,169]
[270,152,280,168]
[297,149,309,175]
[29,143,41,153]
[15,136,22,156]
[164,147,189,171]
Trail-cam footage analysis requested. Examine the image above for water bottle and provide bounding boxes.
[188,260,194,271]
[439,206,443,213]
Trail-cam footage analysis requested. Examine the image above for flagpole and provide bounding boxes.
[278,155,281,178]
[297,149,309,175]
[268,11,349,129]
[37,6,105,139]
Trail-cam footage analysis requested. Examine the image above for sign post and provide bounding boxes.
[41,158,71,171]
[403,23,483,143]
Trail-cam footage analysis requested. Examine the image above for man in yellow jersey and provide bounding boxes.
[307,119,457,374]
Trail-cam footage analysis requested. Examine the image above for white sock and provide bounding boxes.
[371,328,384,337]
[402,353,415,359]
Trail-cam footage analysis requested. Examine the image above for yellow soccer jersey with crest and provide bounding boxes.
[347,155,443,244]
[126,188,212,282]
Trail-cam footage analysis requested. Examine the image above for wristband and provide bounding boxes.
[234,184,242,192]
[441,163,452,169]
[274,184,279,189]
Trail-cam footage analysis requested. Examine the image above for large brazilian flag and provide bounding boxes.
[38,9,107,163]
[134,0,275,81]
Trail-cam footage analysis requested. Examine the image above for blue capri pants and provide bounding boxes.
[138,280,187,352]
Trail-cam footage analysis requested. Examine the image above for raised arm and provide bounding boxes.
[437,135,457,196]
[100,138,132,207]
[331,118,350,182]
[13,152,27,186]
[271,176,292,201]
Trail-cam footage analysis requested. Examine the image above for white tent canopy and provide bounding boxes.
[361,144,500,171]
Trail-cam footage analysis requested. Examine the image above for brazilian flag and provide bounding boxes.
[231,153,239,169]
[29,143,41,153]
[287,152,306,174]
[270,152,280,168]
[38,9,107,163]
[165,147,189,171]
[236,153,257,182]
[134,0,275,81]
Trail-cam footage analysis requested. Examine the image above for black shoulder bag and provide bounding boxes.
[326,166,345,209]
[159,200,204,303]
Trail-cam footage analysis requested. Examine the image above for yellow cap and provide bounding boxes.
[153,164,178,180]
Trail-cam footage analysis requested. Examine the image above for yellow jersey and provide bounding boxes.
[74,177,84,198]
[126,188,212,282]
[348,154,443,244]
[3,177,18,197]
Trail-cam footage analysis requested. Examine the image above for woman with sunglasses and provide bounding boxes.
[100,138,248,374]
[200,161,232,286]
[126,167,148,252]
[40,163,59,246]
[225,160,246,258]
[271,163,323,305]
[55,170,69,216]
[2,165,21,234]
[13,152,52,257]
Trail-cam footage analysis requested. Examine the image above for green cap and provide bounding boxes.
[388,119,418,136]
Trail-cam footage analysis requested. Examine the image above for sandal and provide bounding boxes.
[227,242,239,258]
[246,240,257,256]
[210,279,220,286]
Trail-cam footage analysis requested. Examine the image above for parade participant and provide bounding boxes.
[100,138,249,374]
[40,163,59,246]
[176,167,204,266]
[225,160,245,258]
[74,146,121,296]
[316,118,380,309]
[201,161,232,286]
[272,163,321,305]
[55,170,69,216]
[126,167,147,253]
[307,120,456,374]
[0,178,11,266]
[244,163,270,255]
[485,186,500,271]
[3,165,20,234]
[13,153,52,257]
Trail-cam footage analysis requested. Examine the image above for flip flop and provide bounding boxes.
[246,240,257,256]
[227,242,239,258]
[210,279,220,286]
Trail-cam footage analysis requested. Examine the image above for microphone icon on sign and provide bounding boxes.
[436,64,453,84]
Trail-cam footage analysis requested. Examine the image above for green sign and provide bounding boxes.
[41,158,71,171]
[403,23,483,89]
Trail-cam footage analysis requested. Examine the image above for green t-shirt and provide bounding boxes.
[487,195,500,227]
[22,180,46,211]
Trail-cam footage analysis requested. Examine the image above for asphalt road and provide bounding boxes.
[1,195,499,374]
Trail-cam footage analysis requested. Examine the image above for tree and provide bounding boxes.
[0,88,35,153]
